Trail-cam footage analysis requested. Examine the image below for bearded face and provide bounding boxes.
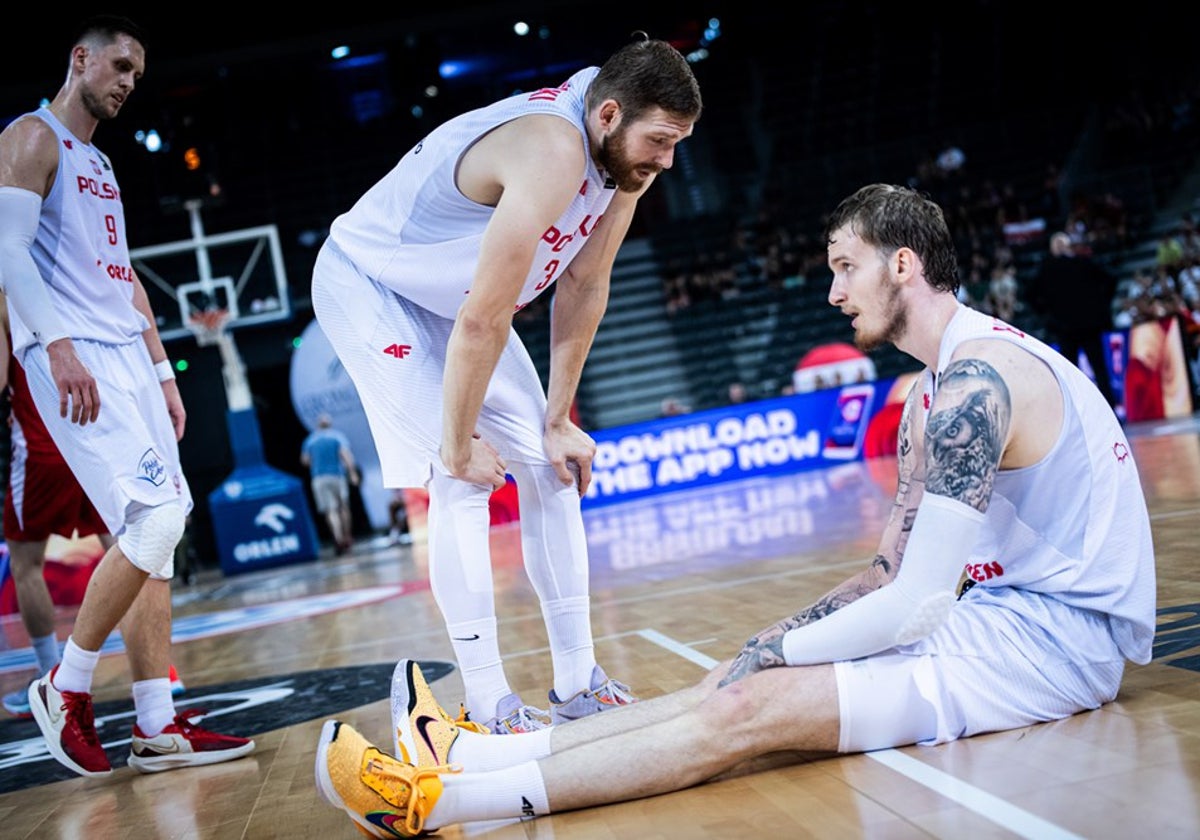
[596,121,663,194]
[853,264,908,352]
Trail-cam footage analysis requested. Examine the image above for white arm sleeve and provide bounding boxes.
[781,493,985,666]
[0,186,69,347]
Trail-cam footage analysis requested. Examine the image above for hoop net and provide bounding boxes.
[187,307,230,347]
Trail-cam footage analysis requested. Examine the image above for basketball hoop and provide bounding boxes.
[187,307,230,347]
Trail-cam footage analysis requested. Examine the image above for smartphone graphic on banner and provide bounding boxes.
[823,383,876,460]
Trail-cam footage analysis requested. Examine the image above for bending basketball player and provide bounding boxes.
[310,33,702,733]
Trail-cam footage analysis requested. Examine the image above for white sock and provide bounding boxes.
[31,633,60,677]
[53,637,99,693]
[540,596,595,699]
[448,617,512,720]
[450,725,553,771]
[132,678,176,736]
[427,762,550,829]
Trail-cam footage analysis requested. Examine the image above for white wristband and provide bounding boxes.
[154,359,175,382]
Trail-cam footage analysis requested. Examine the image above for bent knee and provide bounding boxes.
[6,542,49,575]
[118,503,185,578]
[699,677,776,747]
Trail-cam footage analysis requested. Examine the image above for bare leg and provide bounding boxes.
[543,665,840,812]
[70,542,149,652]
[119,577,171,683]
[547,662,727,753]
[8,539,54,639]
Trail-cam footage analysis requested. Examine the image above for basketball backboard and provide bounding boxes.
[130,201,291,342]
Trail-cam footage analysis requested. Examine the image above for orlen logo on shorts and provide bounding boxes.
[963,560,1004,583]
[137,448,167,486]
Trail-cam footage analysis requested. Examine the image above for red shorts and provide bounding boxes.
[4,457,108,542]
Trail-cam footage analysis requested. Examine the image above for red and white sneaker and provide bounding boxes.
[128,709,255,774]
[28,665,112,777]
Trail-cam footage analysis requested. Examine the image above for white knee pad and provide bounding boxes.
[118,503,185,579]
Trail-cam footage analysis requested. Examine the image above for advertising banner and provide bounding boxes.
[582,378,902,509]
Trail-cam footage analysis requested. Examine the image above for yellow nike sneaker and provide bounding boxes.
[390,659,487,767]
[315,719,452,838]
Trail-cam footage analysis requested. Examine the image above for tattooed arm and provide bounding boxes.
[721,352,1013,685]
[721,380,929,686]
[923,354,1010,507]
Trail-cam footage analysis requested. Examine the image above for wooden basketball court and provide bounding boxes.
[1,412,1198,839]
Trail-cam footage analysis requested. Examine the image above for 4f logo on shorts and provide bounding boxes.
[137,448,167,486]
[382,344,411,359]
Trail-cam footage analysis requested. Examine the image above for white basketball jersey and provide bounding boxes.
[328,66,617,319]
[922,304,1157,663]
[8,108,149,358]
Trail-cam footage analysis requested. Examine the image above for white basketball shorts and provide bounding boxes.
[311,239,551,489]
[834,584,1126,752]
[19,338,193,536]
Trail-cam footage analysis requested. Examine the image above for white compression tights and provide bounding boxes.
[427,472,507,717]
[507,461,595,698]
[426,464,597,710]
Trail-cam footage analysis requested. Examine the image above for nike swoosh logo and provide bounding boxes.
[365,811,407,837]
[452,634,480,641]
[135,738,182,756]
[415,714,441,763]
[42,685,63,726]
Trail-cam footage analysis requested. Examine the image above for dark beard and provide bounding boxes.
[596,127,657,193]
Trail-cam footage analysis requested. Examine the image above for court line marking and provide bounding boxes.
[636,628,1086,840]
[637,628,721,669]
[1150,507,1200,521]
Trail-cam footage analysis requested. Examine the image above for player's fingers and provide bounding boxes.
[553,462,573,485]
[76,385,90,425]
[72,384,88,425]
[574,458,591,496]
[86,382,101,423]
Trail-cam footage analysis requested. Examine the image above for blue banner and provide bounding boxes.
[582,378,900,509]
[209,464,320,576]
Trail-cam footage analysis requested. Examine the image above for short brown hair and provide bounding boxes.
[587,32,702,125]
[72,14,147,52]
[824,183,961,295]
